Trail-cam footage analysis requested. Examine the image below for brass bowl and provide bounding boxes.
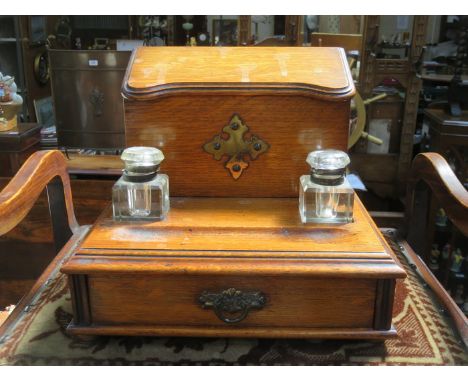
[0,102,21,132]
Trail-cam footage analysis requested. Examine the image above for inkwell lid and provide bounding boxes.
[121,146,164,181]
[306,149,350,186]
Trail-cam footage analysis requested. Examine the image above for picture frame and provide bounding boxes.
[33,96,54,127]
[212,19,238,46]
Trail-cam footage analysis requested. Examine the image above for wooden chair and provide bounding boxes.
[0,150,90,329]
[403,152,468,346]
[0,150,466,357]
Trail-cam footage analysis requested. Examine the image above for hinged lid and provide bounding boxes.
[123,47,355,100]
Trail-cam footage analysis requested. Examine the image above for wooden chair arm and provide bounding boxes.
[405,152,468,236]
[0,150,79,239]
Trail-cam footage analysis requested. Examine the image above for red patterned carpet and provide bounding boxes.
[0,230,467,365]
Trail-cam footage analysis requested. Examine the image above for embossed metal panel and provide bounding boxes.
[49,50,131,149]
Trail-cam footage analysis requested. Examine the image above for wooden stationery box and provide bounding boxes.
[122,46,354,197]
[61,47,406,339]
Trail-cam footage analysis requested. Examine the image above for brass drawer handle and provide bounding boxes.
[199,288,266,324]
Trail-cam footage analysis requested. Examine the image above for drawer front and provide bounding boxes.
[85,274,376,329]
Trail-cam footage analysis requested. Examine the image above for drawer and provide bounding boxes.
[84,274,377,329]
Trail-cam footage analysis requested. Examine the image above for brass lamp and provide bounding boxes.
[0,102,21,132]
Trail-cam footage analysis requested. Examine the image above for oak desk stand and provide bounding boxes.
[60,47,405,339]
[0,151,466,347]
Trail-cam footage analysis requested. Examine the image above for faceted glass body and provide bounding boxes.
[299,175,354,224]
[112,174,169,221]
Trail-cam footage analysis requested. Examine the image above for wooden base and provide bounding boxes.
[62,197,405,341]
[67,322,397,340]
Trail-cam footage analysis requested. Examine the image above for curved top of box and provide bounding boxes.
[122,47,355,101]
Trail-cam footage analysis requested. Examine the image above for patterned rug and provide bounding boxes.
[0,230,467,365]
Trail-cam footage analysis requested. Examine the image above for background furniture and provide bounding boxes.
[49,50,131,150]
[357,15,429,198]
[68,16,135,49]
[0,16,56,123]
[310,33,362,53]
[413,108,468,308]
[0,123,41,176]
[424,107,468,183]
[404,152,468,343]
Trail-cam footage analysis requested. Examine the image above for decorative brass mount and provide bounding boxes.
[203,114,270,179]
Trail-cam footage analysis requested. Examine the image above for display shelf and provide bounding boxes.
[357,16,429,197]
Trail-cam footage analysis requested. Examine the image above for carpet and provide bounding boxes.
[0,230,467,365]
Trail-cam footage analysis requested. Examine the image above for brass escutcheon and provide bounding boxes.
[203,114,270,179]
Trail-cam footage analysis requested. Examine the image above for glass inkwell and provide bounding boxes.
[299,149,354,224]
[112,147,170,221]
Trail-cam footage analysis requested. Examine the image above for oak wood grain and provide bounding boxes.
[124,96,350,197]
[123,47,355,100]
[63,256,405,279]
[61,191,404,340]
[86,275,376,329]
[75,197,401,262]
[123,47,353,197]
[67,324,397,339]
[62,195,404,339]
